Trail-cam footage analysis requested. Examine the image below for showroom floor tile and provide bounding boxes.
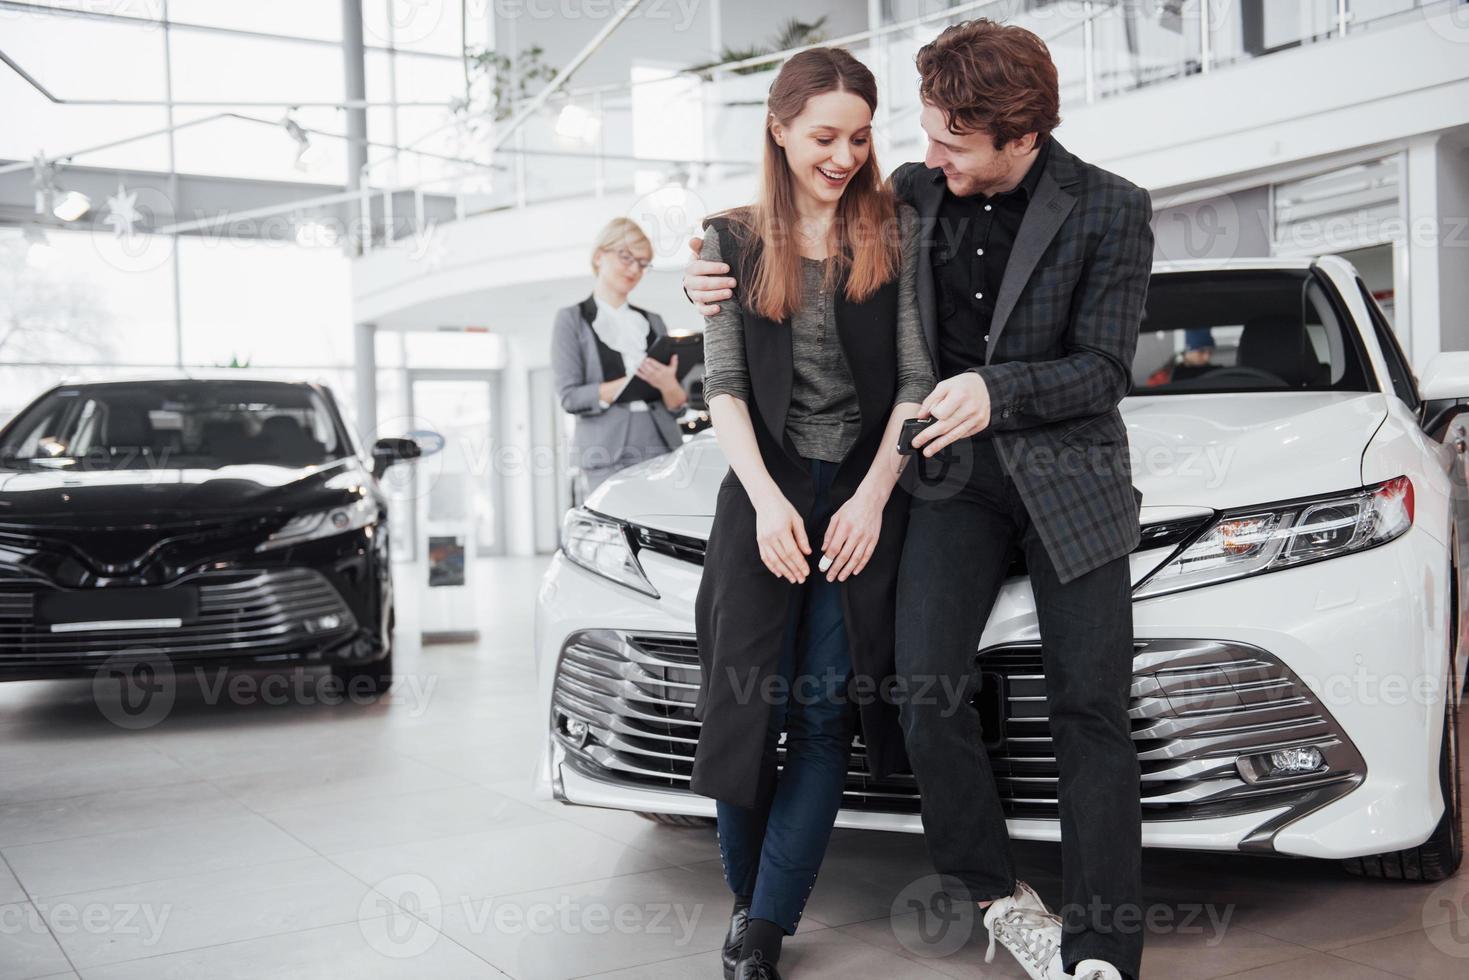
[0,555,1463,979]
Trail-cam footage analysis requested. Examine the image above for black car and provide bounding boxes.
[0,378,420,693]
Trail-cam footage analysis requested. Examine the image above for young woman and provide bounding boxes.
[690,48,934,980]
[550,217,688,498]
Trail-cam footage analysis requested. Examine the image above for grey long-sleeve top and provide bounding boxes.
[700,203,935,464]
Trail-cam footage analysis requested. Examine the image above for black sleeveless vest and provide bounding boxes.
[704,215,899,512]
[578,295,659,403]
[691,214,913,805]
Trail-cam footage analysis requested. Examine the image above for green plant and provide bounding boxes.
[688,16,829,77]
[462,44,559,122]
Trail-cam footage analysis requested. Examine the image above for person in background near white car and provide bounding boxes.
[686,48,934,980]
[550,217,688,497]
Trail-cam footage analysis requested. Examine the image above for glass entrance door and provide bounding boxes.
[406,371,505,559]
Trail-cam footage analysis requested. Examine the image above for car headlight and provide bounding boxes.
[1133,475,1413,599]
[561,508,658,598]
[257,496,378,551]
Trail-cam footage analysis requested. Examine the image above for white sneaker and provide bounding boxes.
[981,881,1067,980]
[1072,960,1123,980]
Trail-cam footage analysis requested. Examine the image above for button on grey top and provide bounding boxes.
[701,204,935,464]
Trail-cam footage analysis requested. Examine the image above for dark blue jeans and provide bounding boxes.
[715,456,855,935]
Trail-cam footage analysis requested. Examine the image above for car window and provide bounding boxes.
[1356,278,1419,410]
[0,381,347,469]
[1133,270,1372,395]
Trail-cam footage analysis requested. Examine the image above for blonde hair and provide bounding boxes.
[590,218,654,273]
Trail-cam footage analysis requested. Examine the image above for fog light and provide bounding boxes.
[560,715,589,747]
[305,613,343,634]
[1267,746,1323,776]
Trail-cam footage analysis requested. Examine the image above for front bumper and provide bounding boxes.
[0,528,391,680]
[534,525,1450,859]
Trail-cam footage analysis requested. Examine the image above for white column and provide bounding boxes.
[354,320,378,446]
[1403,137,1442,368]
[1436,135,1469,354]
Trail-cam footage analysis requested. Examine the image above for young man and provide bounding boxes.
[685,20,1154,980]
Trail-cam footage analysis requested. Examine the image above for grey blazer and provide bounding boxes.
[551,295,684,473]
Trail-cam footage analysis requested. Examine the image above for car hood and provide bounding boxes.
[0,457,367,525]
[586,391,1389,536]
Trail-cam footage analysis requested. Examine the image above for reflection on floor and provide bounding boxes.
[0,555,1464,979]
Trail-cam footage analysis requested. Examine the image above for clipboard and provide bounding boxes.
[613,333,705,404]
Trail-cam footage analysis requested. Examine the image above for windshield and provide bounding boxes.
[1132,270,1372,395]
[0,381,348,469]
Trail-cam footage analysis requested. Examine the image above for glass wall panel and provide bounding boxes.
[166,1,344,41]
[0,226,177,367]
[168,30,344,105]
[0,15,170,170]
[176,236,352,369]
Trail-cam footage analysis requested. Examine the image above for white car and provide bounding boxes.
[534,256,1465,880]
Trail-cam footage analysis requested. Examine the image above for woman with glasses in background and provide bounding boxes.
[551,217,689,497]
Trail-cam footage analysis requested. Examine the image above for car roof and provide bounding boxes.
[1152,257,1317,274]
[49,374,324,390]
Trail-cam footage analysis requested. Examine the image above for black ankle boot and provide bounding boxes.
[721,906,749,980]
[734,949,782,980]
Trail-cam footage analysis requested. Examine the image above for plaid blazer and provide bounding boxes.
[891,139,1154,584]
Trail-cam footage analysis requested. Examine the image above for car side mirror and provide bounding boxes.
[371,437,421,478]
[1417,352,1469,402]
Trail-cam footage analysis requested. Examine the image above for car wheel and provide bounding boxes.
[1342,660,1462,881]
[636,812,715,828]
[331,607,396,697]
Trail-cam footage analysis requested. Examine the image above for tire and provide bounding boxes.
[331,607,396,697]
[636,812,715,828]
[1341,659,1463,881]
[331,646,395,696]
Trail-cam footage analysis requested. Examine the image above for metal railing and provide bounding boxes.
[346,0,1450,251]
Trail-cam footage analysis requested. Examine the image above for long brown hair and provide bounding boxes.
[721,47,897,323]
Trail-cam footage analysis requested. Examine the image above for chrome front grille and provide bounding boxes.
[0,568,356,667]
[551,631,1364,822]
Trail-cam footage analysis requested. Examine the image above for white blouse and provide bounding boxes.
[591,297,653,412]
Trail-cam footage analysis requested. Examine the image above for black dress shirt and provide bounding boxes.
[931,138,1051,380]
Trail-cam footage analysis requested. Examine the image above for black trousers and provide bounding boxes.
[895,435,1143,980]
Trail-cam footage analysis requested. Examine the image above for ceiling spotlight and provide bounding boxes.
[52,190,92,222]
[294,219,340,248]
[555,104,601,143]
